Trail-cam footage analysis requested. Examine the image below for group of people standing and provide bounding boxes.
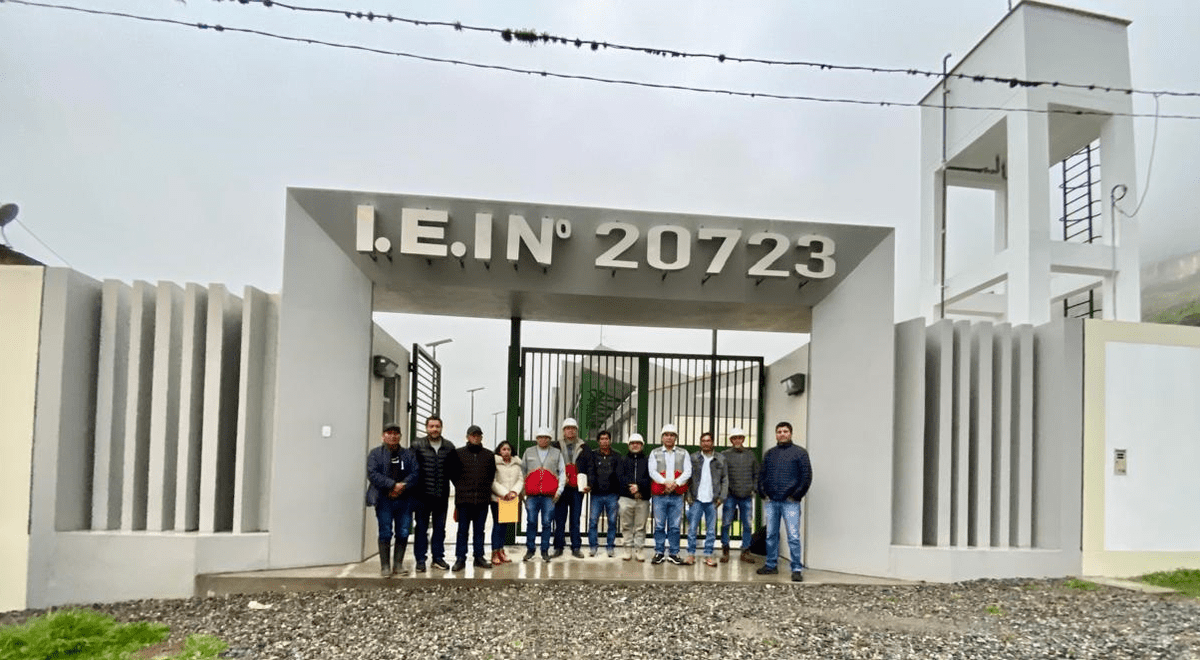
[366,416,813,582]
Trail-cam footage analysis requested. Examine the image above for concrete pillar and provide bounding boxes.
[1005,107,1053,325]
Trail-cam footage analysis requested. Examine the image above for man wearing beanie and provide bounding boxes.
[365,423,419,577]
[447,424,496,572]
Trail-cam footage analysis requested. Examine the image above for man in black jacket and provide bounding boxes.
[410,416,455,572]
[584,430,622,557]
[447,425,496,571]
[616,433,652,561]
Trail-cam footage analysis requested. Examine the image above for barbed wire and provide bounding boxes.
[4,0,1198,120]
[217,0,1200,99]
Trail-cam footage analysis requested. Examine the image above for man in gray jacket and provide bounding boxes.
[721,427,759,563]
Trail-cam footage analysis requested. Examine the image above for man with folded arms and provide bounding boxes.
[551,418,591,558]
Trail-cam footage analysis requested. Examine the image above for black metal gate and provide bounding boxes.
[518,348,765,453]
[409,344,441,440]
[515,347,765,542]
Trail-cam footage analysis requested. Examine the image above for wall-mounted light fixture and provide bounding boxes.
[781,373,806,396]
[373,355,399,378]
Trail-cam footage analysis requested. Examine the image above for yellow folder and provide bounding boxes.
[498,497,519,523]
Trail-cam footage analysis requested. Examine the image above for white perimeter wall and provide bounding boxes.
[0,266,42,612]
[271,194,374,567]
[806,233,895,576]
[1083,320,1200,576]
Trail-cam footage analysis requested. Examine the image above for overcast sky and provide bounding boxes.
[3,0,1197,438]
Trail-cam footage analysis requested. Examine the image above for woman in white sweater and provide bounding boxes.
[490,440,524,564]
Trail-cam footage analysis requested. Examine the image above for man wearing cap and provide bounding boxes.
[551,417,592,558]
[365,423,419,577]
[584,430,622,557]
[648,423,692,565]
[522,427,566,562]
[685,431,728,567]
[756,421,813,582]
[617,432,652,561]
[411,416,455,572]
[447,425,497,572]
[720,427,759,563]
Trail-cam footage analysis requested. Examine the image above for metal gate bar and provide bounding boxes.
[408,344,441,442]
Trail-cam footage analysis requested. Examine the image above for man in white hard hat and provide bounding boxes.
[551,417,591,558]
[647,423,692,565]
[617,433,652,561]
[720,426,759,563]
[521,427,565,562]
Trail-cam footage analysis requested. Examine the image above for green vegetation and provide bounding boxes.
[1147,299,1200,325]
[0,609,225,660]
[1141,568,1200,598]
[984,604,1003,616]
[1064,578,1099,591]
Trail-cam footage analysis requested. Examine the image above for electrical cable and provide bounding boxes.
[12,219,74,268]
[219,0,1200,100]
[1116,94,1162,218]
[4,0,1200,120]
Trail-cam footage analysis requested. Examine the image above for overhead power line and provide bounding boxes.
[219,0,1200,100]
[4,0,1199,121]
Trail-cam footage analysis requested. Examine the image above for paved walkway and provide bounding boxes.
[197,545,912,597]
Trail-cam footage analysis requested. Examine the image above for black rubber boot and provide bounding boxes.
[379,541,392,577]
[392,539,407,576]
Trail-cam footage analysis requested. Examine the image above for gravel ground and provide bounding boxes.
[4,579,1199,659]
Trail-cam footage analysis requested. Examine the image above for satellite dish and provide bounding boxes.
[0,203,18,227]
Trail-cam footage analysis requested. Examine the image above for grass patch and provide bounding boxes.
[1064,578,1099,591]
[1140,569,1200,598]
[984,604,1003,616]
[0,609,225,660]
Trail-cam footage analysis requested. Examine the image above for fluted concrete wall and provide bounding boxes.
[18,269,276,608]
[891,316,1083,580]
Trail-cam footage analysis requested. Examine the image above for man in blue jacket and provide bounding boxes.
[756,421,812,582]
[366,423,419,577]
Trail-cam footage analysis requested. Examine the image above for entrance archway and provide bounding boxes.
[275,187,896,577]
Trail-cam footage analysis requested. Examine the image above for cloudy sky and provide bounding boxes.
[3,0,1197,436]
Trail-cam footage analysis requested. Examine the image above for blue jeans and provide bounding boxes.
[454,502,489,562]
[763,499,804,573]
[588,493,620,551]
[652,495,685,556]
[414,496,448,563]
[374,495,413,542]
[553,487,584,551]
[721,495,754,549]
[686,500,717,557]
[490,501,511,551]
[525,495,555,554]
